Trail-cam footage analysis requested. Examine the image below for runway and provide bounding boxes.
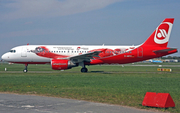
[0,93,161,113]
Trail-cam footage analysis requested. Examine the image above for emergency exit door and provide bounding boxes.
[137,47,143,58]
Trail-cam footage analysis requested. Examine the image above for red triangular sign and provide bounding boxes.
[142,92,175,108]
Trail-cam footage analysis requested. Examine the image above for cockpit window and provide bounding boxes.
[35,47,44,53]
[9,50,16,53]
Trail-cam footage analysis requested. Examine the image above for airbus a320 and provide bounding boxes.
[1,18,177,72]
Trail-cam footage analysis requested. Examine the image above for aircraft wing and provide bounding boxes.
[68,51,102,63]
[153,48,177,53]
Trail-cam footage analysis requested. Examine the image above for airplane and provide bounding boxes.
[144,59,163,63]
[1,18,178,73]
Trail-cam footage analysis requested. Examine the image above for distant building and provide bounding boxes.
[143,57,179,63]
[164,59,178,63]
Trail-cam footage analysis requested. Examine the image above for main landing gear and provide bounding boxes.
[23,64,28,73]
[81,67,88,73]
[79,62,88,73]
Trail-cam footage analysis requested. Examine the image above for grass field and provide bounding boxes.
[0,63,180,113]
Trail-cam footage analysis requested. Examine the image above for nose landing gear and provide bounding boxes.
[23,64,28,73]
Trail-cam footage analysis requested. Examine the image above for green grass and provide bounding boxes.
[0,63,180,112]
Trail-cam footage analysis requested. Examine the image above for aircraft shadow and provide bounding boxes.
[89,71,113,74]
[90,71,104,73]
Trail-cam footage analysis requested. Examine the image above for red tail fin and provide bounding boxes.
[142,18,174,47]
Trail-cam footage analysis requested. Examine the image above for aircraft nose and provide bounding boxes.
[1,53,8,61]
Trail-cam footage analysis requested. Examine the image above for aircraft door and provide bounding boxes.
[137,47,143,58]
[21,47,27,57]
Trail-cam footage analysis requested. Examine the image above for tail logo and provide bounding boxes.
[154,22,173,44]
[157,29,167,40]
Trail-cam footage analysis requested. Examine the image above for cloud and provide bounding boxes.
[1,0,123,20]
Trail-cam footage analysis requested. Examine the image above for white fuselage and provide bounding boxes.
[2,45,137,64]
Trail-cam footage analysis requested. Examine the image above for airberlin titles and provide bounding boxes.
[53,47,89,51]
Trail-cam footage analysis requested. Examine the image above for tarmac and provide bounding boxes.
[0,93,161,113]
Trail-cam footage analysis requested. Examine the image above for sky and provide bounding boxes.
[0,0,180,57]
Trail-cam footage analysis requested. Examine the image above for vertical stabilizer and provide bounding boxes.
[142,18,174,47]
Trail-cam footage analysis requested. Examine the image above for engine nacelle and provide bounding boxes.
[51,59,76,70]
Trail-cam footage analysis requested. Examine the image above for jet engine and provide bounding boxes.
[51,59,77,70]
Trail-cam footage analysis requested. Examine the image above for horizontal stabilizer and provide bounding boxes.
[153,48,177,53]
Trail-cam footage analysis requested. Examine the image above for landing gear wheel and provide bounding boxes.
[23,64,28,73]
[23,69,28,73]
[81,68,88,73]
